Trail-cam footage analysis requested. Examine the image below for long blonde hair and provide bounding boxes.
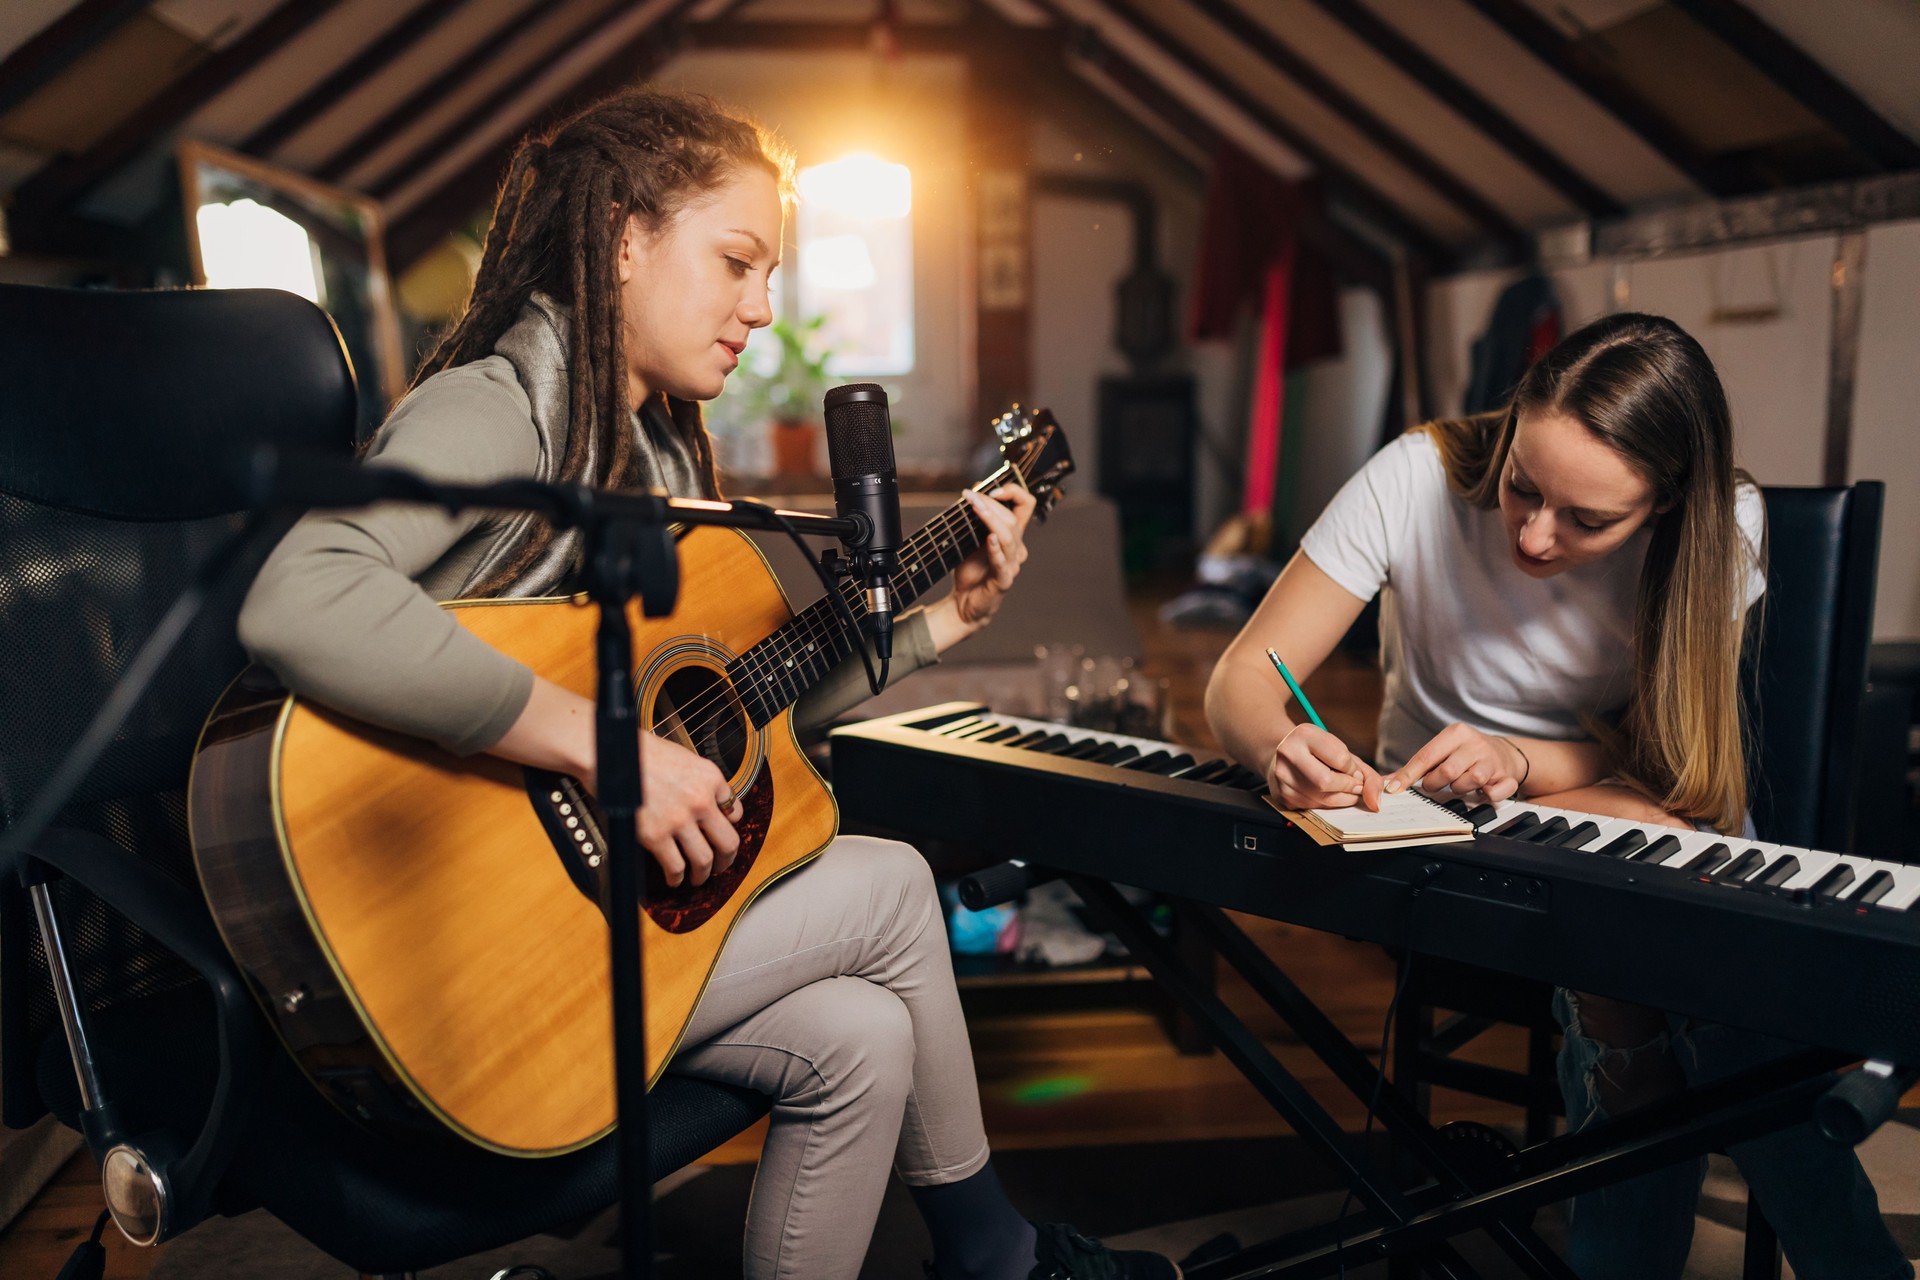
[1417,313,1762,834]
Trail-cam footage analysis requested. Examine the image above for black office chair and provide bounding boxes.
[1391,482,1885,1274]
[0,284,769,1277]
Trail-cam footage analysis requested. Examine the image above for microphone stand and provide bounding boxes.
[247,455,868,1279]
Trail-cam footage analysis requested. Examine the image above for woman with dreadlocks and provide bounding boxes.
[237,89,1179,1280]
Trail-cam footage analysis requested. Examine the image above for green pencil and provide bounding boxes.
[1265,648,1326,732]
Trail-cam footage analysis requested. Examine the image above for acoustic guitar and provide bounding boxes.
[187,408,1073,1156]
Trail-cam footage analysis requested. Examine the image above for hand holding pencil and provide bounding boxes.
[1263,648,1385,811]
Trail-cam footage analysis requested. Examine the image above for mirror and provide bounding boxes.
[178,139,405,436]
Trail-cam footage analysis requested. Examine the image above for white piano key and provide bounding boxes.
[1876,866,1920,911]
[1833,858,1919,905]
[1766,847,1840,890]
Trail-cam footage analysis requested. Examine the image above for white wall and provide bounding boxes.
[1282,286,1394,550]
[1026,113,1209,530]
[1428,230,1920,640]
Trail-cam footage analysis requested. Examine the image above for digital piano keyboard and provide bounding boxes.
[829,703,1920,1063]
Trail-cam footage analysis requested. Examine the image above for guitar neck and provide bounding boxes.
[729,464,1018,724]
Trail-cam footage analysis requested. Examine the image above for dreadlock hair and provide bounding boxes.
[413,88,795,594]
[1415,313,1763,834]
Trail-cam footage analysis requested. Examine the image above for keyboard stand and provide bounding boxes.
[1067,875,1854,1280]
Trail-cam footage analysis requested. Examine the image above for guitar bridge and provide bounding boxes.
[525,769,611,905]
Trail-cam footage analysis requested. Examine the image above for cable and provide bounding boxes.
[726,499,888,698]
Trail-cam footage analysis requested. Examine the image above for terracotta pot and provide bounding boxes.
[770,418,820,477]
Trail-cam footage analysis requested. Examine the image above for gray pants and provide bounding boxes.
[668,836,992,1280]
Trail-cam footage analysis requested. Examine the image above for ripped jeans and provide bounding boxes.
[1554,986,1912,1280]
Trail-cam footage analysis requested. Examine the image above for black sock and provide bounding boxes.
[909,1160,1038,1280]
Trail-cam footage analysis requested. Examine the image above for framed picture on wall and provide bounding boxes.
[177,139,406,436]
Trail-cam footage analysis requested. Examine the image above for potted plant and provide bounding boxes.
[730,314,835,479]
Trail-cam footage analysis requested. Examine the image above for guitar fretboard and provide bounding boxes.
[727,467,1013,725]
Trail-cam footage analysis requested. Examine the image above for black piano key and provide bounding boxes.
[1225,767,1270,790]
[1753,854,1801,888]
[933,717,985,736]
[1628,834,1684,863]
[1464,804,1500,827]
[1003,730,1052,749]
[973,726,1024,744]
[1714,848,1767,882]
[1808,864,1855,900]
[1545,821,1601,848]
[1596,830,1648,859]
[950,721,1008,740]
[1142,753,1198,775]
[1176,759,1234,784]
[1120,750,1173,772]
[1442,798,1473,816]
[1059,739,1109,760]
[1100,744,1141,767]
[1679,843,1732,874]
[1523,816,1571,843]
[1852,870,1897,905]
[1491,812,1543,837]
[1084,742,1140,764]
[1029,734,1076,754]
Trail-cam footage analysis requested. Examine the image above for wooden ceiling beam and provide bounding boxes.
[384,6,700,269]
[1298,0,1622,219]
[1170,0,1530,251]
[0,0,151,118]
[1667,0,1920,173]
[1040,22,1397,291]
[1458,0,1762,197]
[310,0,557,185]
[8,0,349,232]
[366,0,665,201]
[1025,0,1451,260]
[240,0,479,158]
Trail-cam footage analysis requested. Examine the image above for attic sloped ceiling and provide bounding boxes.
[1,0,1917,271]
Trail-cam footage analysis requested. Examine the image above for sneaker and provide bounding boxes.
[1028,1221,1181,1279]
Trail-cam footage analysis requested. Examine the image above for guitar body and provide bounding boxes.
[189,525,835,1156]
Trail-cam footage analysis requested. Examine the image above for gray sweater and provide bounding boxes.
[237,300,933,755]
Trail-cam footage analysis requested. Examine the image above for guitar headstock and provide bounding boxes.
[991,405,1075,519]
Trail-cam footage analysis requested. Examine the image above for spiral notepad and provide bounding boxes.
[1266,788,1475,849]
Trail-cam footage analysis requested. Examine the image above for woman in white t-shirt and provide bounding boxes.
[1206,312,1909,1280]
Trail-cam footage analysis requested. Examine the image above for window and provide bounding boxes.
[794,154,914,375]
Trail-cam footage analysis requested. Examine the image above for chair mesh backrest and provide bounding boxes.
[0,285,357,1126]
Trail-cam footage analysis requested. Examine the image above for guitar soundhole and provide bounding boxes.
[653,665,750,778]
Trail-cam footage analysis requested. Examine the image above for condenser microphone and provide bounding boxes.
[823,382,901,661]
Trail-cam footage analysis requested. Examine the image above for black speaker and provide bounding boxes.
[1096,373,1196,572]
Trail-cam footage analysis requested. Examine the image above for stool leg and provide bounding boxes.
[1741,1197,1782,1280]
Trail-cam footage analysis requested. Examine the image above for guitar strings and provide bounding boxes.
[664,499,988,738]
[644,496,995,748]
[653,451,1032,738]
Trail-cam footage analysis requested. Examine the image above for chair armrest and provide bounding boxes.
[11,827,270,1240]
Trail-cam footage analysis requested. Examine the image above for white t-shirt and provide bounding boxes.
[1298,432,1766,772]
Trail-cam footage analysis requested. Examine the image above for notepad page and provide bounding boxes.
[1303,789,1473,840]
